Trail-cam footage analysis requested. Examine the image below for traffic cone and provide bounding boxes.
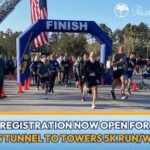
[132,80,137,92]
[24,80,28,90]
[1,87,6,97]
[18,84,24,93]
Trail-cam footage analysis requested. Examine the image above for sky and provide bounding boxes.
[0,0,150,32]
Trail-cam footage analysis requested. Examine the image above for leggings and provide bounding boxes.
[49,73,57,90]
[62,72,69,85]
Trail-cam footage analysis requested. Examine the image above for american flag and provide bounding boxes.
[30,0,48,47]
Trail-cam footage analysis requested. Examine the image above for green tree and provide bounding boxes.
[49,33,87,56]
[0,29,21,56]
[100,23,113,38]
[113,22,150,57]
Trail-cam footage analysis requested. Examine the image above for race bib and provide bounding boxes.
[90,73,95,77]
[113,67,117,71]
[118,66,123,69]
[65,64,68,67]
[128,68,133,71]
[44,73,49,77]
[131,62,134,66]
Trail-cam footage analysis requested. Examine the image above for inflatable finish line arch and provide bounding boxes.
[17,19,112,85]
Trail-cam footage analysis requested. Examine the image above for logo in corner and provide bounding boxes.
[0,0,5,4]
[114,3,129,18]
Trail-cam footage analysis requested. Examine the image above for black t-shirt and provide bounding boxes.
[37,63,49,77]
[112,53,126,70]
[84,60,101,80]
[49,60,57,73]
[126,57,136,71]
[30,61,42,73]
[61,60,70,72]
[7,59,14,69]
[78,60,86,77]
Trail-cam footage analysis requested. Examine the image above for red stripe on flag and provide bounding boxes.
[30,0,48,47]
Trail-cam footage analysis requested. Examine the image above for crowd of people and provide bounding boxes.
[29,46,149,108]
[29,51,103,108]
[0,46,150,109]
[0,54,16,99]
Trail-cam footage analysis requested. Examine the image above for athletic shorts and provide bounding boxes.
[112,69,125,80]
[125,70,133,79]
[40,77,49,83]
[86,78,99,88]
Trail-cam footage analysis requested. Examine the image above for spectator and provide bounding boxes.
[7,56,15,80]
[0,54,5,99]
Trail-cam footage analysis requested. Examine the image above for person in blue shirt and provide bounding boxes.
[125,52,136,95]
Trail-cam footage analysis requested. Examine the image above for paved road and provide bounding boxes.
[0,80,150,112]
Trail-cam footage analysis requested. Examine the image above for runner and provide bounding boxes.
[111,46,128,100]
[78,54,88,93]
[73,56,79,88]
[82,52,101,109]
[125,52,136,95]
[48,54,59,93]
[30,55,41,91]
[61,55,70,86]
[57,54,63,84]
[37,58,50,99]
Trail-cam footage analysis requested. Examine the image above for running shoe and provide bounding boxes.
[44,95,48,100]
[81,96,85,102]
[48,88,52,92]
[52,89,54,93]
[111,91,116,99]
[36,87,39,91]
[121,94,128,100]
[91,103,96,109]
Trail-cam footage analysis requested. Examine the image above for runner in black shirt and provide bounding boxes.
[78,54,88,94]
[37,58,49,99]
[83,52,101,109]
[61,56,70,86]
[111,46,128,100]
[30,55,41,91]
[48,54,59,93]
